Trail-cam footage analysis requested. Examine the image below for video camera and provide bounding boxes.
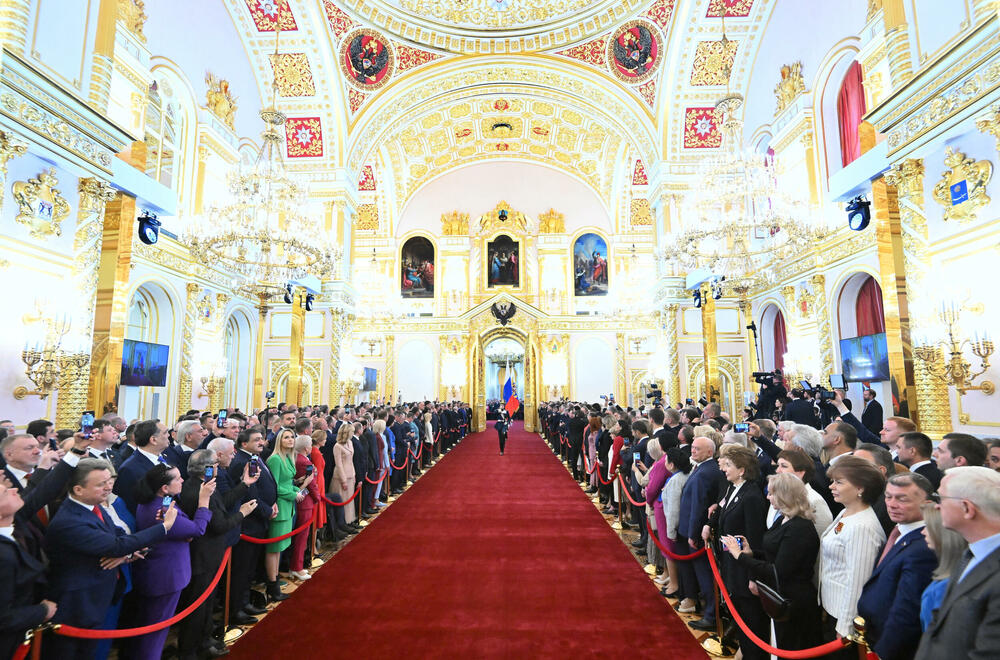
[645,384,663,405]
[799,379,836,402]
[752,370,783,386]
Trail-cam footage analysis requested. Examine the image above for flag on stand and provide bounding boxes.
[503,360,520,416]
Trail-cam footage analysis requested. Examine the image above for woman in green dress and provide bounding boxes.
[265,428,312,599]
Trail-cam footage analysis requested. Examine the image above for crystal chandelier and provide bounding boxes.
[188,33,337,299]
[671,93,827,291]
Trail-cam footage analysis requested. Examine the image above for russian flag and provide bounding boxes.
[503,360,520,416]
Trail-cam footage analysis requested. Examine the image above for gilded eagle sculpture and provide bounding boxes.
[491,302,516,327]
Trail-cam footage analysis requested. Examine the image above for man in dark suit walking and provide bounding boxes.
[857,473,937,660]
[114,420,170,514]
[860,388,884,436]
[916,466,1000,659]
[677,436,724,629]
[44,459,177,659]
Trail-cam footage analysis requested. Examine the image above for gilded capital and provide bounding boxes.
[0,131,27,172]
[78,178,117,215]
[884,158,925,201]
[976,104,1000,153]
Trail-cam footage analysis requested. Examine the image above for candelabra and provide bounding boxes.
[14,313,89,400]
[914,304,994,395]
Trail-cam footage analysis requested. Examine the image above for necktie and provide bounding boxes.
[956,548,975,582]
[92,505,105,523]
[877,526,901,566]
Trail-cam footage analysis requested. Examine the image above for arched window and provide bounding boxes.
[773,311,788,371]
[836,61,866,167]
[144,80,184,188]
[855,275,885,335]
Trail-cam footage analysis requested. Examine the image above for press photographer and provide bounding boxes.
[751,370,785,419]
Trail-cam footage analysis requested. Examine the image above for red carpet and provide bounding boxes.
[228,422,707,659]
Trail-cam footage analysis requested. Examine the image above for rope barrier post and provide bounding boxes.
[223,558,232,633]
[29,627,42,660]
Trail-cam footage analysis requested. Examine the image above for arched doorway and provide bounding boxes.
[485,337,525,419]
[835,272,890,418]
[759,304,788,372]
[119,282,178,421]
[224,309,254,410]
[473,324,537,431]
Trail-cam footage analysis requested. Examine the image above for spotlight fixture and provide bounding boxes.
[693,289,702,309]
[498,209,508,222]
[283,283,293,305]
[712,281,724,300]
[137,211,161,245]
[845,195,871,231]
[304,293,315,311]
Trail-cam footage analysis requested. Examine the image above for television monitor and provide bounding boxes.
[839,333,890,382]
[362,367,377,392]
[120,339,170,387]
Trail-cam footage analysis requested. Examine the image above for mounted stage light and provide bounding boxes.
[283,283,293,305]
[304,293,315,311]
[693,289,702,309]
[845,195,871,231]
[137,211,161,245]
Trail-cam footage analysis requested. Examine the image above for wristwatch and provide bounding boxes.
[71,448,86,456]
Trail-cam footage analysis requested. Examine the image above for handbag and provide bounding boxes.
[756,565,791,622]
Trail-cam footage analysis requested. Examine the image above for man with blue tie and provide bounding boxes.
[44,458,178,659]
[857,473,937,660]
[114,420,170,514]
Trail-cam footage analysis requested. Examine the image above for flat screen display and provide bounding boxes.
[839,333,890,382]
[362,367,377,392]
[120,339,170,387]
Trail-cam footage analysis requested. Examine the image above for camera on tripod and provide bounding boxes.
[645,383,663,405]
[752,370,782,385]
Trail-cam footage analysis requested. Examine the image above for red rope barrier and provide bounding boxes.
[364,469,389,485]
[388,454,408,471]
[705,547,853,659]
[408,443,423,460]
[644,520,706,560]
[240,511,315,545]
[616,473,647,507]
[54,548,231,639]
[321,484,362,507]
[11,639,30,660]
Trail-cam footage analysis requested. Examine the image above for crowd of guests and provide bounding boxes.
[539,390,1000,660]
[0,400,469,660]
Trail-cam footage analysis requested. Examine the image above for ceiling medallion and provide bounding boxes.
[340,27,395,91]
[606,19,662,85]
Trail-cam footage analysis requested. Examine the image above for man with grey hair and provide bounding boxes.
[785,423,837,514]
[916,466,1000,659]
[162,420,204,479]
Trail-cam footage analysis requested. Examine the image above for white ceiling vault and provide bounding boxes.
[188,0,788,212]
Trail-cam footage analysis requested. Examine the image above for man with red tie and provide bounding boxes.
[856,473,937,660]
[43,458,178,660]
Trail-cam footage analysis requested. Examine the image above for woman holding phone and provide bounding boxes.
[290,435,319,580]
[129,464,213,660]
[265,429,312,599]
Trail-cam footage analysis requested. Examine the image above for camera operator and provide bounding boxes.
[645,384,664,407]
[752,370,786,419]
[782,387,819,427]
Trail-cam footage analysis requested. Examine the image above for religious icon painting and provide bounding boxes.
[340,28,395,91]
[487,235,520,288]
[606,19,662,85]
[573,233,609,296]
[400,236,434,298]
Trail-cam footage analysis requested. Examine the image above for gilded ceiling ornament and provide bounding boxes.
[356,204,379,231]
[607,19,663,85]
[204,72,238,130]
[537,209,565,233]
[244,0,297,32]
[932,148,992,223]
[479,201,527,234]
[340,28,395,92]
[774,62,806,116]
[12,168,71,239]
[690,39,740,86]
[268,53,316,97]
[0,130,27,172]
[632,160,649,185]
[556,37,609,68]
[630,198,653,226]
[683,107,721,148]
[358,165,377,191]
[707,0,754,18]
[284,117,323,158]
[323,1,357,40]
[441,211,470,235]
[395,45,442,73]
[395,0,595,30]
[638,79,657,109]
[117,0,147,43]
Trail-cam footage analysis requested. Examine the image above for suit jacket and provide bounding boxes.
[45,499,167,628]
[0,535,48,659]
[916,544,1000,660]
[178,476,248,575]
[838,410,891,450]
[914,461,943,492]
[738,516,819,611]
[362,430,379,477]
[567,415,587,449]
[132,498,212,596]
[715,482,768,597]
[857,528,937,660]
[861,399,884,435]
[9,459,75,560]
[113,450,157,514]
[678,458,723,540]
[651,427,679,452]
[351,436,368,482]
[111,442,135,471]
[782,398,819,427]
[162,444,194,479]
[228,450,277,538]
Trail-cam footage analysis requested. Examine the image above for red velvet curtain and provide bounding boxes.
[773,312,788,371]
[855,276,885,335]
[837,61,867,167]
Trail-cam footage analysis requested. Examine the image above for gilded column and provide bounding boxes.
[524,331,537,432]
[735,294,759,378]
[0,0,31,54]
[883,159,951,436]
[55,178,116,428]
[811,274,834,386]
[384,334,396,404]
[87,0,118,112]
[328,311,353,407]
[176,283,202,419]
[0,131,28,216]
[288,289,306,407]
[701,283,722,403]
[663,304,681,405]
[252,296,269,409]
[882,0,913,89]
[972,0,995,23]
[615,332,627,405]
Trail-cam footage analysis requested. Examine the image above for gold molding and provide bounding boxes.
[932,147,992,223]
[11,168,70,238]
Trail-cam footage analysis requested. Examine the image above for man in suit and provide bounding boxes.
[228,428,281,624]
[857,473,937,660]
[567,407,587,483]
[915,466,1000,659]
[822,421,858,467]
[162,419,204,479]
[861,389,884,435]
[853,443,899,536]
[86,419,121,468]
[114,420,170,514]
[781,389,819,427]
[360,419,380,513]
[831,389,913,454]
[678,436,724,630]
[44,458,177,660]
[495,409,510,455]
[895,432,943,492]
[25,419,57,452]
[933,432,989,470]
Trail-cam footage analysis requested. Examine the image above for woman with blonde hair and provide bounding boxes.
[423,412,434,465]
[722,472,823,651]
[289,435,319,580]
[919,502,969,630]
[372,419,388,506]
[265,428,312,599]
[332,423,357,525]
